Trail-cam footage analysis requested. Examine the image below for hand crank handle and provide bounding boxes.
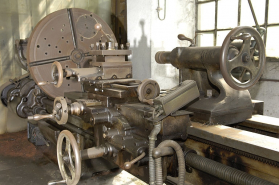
[178,34,194,44]
[37,81,57,86]
[47,179,66,185]
[124,152,146,170]
[28,113,54,121]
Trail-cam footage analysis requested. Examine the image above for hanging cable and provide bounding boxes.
[156,0,166,21]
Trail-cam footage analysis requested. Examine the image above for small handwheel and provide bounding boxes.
[51,61,64,88]
[220,26,266,90]
[53,97,68,125]
[137,79,160,102]
[57,130,81,185]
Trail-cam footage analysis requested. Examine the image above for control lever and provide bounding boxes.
[37,81,57,86]
[124,152,146,170]
[178,34,195,46]
[94,23,115,47]
[28,113,54,121]
[247,0,265,36]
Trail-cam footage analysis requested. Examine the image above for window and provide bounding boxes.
[196,0,279,57]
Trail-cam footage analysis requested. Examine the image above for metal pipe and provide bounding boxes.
[247,0,260,30]
[155,140,185,185]
[152,146,174,159]
[29,56,70,67]
[259,78,279,82]
[148,123,162,185]
[185,152,276,185]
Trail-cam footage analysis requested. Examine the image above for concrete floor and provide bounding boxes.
[0,130,147,185]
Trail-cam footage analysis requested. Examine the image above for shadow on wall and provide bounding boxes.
[131,20,151,80]
[0,1,27,134]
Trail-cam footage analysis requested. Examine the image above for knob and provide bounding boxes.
[178,34,195,45]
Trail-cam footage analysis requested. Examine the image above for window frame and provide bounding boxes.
[195,0,279,59]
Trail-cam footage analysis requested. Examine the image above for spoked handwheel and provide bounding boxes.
[57,130,81,185]
[220,26,266,90]
[51,61,64,88]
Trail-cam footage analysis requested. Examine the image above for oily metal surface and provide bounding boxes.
[188,122,279,163]
[188,135,279,168]
[27,8,116,98]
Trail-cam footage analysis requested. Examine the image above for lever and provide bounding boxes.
[28,113,54,121]
[247,0,265,36]
[178,34,195,45]
[37,81,57,86]
[94,23,115,47]
[124,152,146,170]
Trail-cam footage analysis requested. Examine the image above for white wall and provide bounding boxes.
[249,60,279,118]
[127,0,195,89]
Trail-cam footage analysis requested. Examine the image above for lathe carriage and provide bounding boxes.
[1,8,279,185]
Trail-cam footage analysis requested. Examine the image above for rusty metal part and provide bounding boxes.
[57,130,81,185]
[185,150,276,185]
[220,26,266,90]
[188,134,279,168]
[137,79,160,102]
[124,152,146,170]
[27,8,116,98]
[185,136,279,184]
[15,38,28,70]
[188,122,279,163]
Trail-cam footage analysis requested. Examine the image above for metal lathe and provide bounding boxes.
[1,7,279,185]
